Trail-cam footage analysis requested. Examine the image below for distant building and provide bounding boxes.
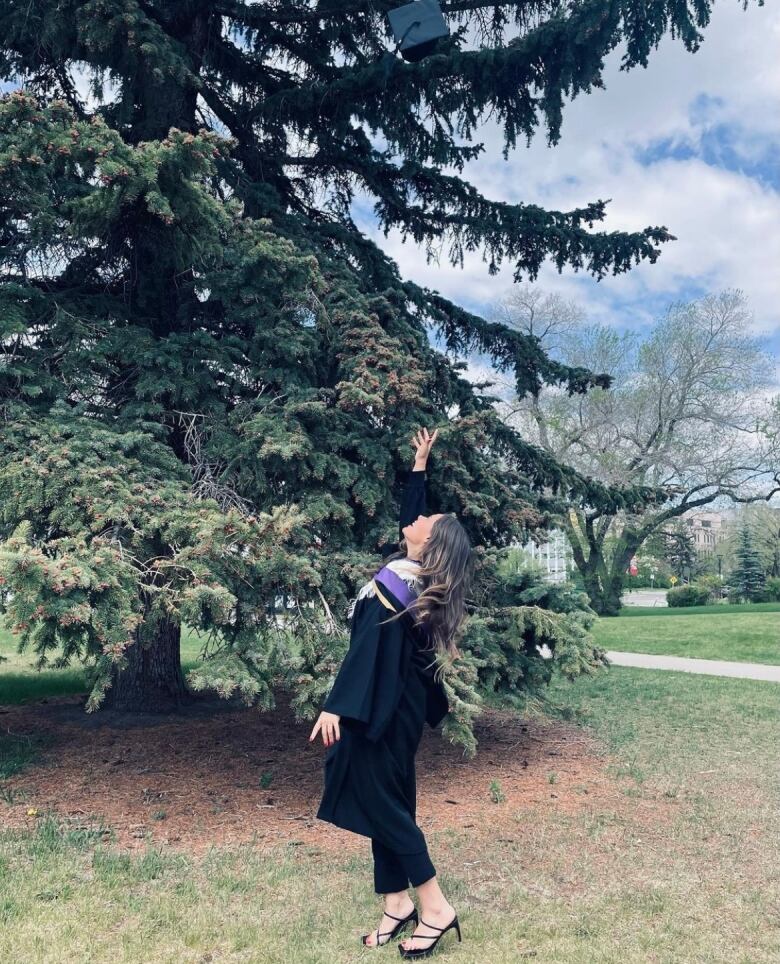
[515,529,573,584]
[685,509,734,559]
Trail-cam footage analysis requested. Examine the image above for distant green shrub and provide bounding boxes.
[695,574,726,599]
[667,584,712,607]
[755,576,780,602]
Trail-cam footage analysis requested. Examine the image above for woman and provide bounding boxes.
[309,427,473,959]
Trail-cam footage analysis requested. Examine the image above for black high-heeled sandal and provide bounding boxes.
[362,905,419,947]
[397,913,461,959]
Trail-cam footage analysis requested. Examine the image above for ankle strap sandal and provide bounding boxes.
[362,906,419,947]
[398,913,461,958]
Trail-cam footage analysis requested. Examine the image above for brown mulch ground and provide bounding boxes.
[0,691,642,858]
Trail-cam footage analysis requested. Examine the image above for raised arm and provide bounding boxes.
[375,427,440,559]
[399,427,438,540]
[399,468,427,540]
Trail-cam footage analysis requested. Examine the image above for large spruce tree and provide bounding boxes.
[0,2,748,728]
[731,525,766,602]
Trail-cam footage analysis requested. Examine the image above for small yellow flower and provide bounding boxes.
[27,808,39,817]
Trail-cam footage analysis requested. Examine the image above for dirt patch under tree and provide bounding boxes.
[0,690,666,860]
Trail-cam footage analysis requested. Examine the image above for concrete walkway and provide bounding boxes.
[621,589,668,607]
[605,651,780,682]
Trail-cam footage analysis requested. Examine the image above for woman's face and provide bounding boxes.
[402,513,445,547]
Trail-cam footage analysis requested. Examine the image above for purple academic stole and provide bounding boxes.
[373,564,418,611]
[374,564,435,657]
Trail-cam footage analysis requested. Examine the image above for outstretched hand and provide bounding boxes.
[411,427,439,465]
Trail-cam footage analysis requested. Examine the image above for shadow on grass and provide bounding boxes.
[0,729,54,781]
[0,659,203,708]
[0,669,88,707]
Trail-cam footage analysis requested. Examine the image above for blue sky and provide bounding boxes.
[349,0,780,386]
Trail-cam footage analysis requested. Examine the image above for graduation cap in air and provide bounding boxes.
[387,0,450,62]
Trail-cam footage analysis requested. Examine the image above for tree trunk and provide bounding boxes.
[100,8,206,715]
[566,511,641,616]
[583,567,623,616]
[581,565,604,613]
[598,580,624,616]
[103,616,192,713]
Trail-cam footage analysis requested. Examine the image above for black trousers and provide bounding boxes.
[371,836,436,893]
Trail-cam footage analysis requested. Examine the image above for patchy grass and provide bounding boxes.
[595,608,780,664]
[0,731,54,785]
[1,665,778,962]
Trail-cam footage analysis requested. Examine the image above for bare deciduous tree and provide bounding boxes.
[486,286,780,614]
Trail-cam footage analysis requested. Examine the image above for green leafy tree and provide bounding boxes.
[0,0,749,724]
[664,520,697,582]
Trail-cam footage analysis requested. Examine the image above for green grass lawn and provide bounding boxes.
[618,601,780,616]
[595,606,780,664]
[0,623,207,706]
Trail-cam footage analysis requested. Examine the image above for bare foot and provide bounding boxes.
[399,900,457,952]
[364,893,416,947]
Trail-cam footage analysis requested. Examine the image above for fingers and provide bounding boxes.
[310,714,342,746]
[411,427,439,450]
[323,718,341,746]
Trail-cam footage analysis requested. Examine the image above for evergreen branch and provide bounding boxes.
[251,0,720,157]
[216,0,555,29]
[403,278,611,398]
[349,151,675,281]
[206,100,673,281]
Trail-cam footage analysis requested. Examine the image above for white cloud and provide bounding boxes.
[352,0,780,367]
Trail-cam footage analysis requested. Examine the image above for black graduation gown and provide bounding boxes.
[315,469,449,847]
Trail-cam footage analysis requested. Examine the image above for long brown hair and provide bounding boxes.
[380,513,474,682]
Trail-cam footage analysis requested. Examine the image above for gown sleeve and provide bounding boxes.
[322,593,407,742]
[380,468,428,558]
[398,468,427,540]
